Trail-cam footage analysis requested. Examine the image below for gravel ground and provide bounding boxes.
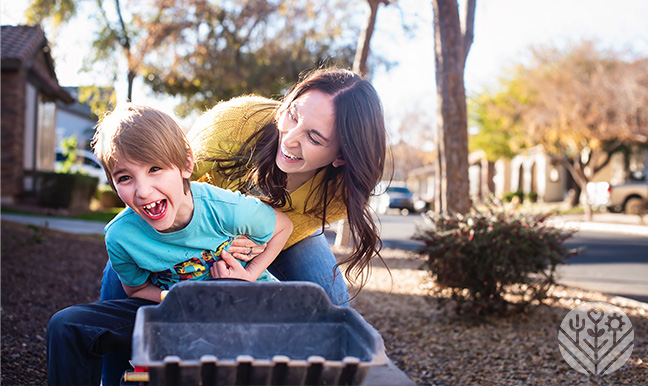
[342,247,648,386]
[2,220,647,385]
[1,221,107,385]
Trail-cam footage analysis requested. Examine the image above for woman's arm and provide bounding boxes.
[212,210,292,281]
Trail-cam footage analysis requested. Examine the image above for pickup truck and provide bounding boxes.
[605,171,648,214]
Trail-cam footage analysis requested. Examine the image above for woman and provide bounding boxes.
[102,66,387,305]
[100,66,387,386]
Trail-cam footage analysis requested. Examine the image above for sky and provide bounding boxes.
[2,0,648,135]
[371,0,648,137]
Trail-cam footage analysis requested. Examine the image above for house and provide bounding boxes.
[405,164,436,209]
[406,148,590,207]
[406,145,648,209]
[1,25,74,205]
[488,146,569,202]
[57,86,115,151]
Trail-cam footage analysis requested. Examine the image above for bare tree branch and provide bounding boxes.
[353,0,390,77]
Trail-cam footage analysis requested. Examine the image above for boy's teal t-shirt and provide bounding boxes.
[105,181,277,288]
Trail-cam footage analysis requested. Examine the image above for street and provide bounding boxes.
[4,211,647,304]
[372,212,648,304]
[561,231,648,303]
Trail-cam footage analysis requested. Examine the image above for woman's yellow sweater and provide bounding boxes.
[187,95,347,249]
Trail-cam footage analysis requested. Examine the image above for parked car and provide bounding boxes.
[605,169,648,215]
[55,149,109,187]
[370,185,416,215]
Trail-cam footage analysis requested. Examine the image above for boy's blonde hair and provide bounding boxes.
[92,103,192,191]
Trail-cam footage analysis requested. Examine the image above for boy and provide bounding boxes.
[47,104,292,385]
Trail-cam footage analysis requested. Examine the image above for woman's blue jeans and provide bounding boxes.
[95,232,349,386]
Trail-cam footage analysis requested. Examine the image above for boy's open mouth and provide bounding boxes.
[143,199,167,219]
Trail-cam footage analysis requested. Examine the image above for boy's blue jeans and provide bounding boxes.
[46,297,156,386]
[50,233,349,386]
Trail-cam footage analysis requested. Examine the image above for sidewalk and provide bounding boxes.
[3,210,647,237]
[1,212,107,235]
[549,212,648,236]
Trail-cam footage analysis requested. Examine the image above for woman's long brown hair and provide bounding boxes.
[201,67,387,291]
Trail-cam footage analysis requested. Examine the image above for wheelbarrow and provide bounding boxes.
[123,280,387,385]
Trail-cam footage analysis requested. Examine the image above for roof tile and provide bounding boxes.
[1,25,46,66]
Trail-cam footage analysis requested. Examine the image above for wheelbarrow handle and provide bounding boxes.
[123,371,149,382]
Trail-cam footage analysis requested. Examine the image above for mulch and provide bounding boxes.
[343,247,648,385]
[2,220,647,385]
[1,221,106,385]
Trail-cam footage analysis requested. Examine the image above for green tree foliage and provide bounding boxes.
[77,86,117,120]
[27,0,144,101]
[468,74,531,161]
[141,0,359,116]
[25,0,76,27]
[469,40,648,217]
[26,0,361,112]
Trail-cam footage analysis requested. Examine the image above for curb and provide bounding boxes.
[606,295,648,310]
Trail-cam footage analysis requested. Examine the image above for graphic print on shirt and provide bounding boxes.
[151,237,235,290]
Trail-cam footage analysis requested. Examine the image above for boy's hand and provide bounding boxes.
[211,250,254,281]
[230,236,266,261]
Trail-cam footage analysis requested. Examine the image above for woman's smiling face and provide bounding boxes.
[275,90,345,190]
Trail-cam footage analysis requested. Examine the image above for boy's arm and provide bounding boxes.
[213,209,292,281]
[123,280,165,303]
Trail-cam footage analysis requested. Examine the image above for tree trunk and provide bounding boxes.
[562,158,594,221]
[127,69,135,102]
[581,188,594,221]
[353,0,388,77]
[340,0,387,246]
[116,0,135,101]
[481,158,495,200]
[431,0,475,214]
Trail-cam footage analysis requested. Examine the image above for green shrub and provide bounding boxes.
[95,185,125,209]
[501,190,524,203]
[413,200,582,316]
[59,136,79,173]
[501,192,515,202]
[33,171,98,212]
[512,189,524,203]
[527,191,539,203]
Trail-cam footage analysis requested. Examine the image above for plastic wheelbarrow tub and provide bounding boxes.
[131,280,387,385]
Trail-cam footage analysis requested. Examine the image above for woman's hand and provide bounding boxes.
[230,236,266,262]
[210,250,255,281]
